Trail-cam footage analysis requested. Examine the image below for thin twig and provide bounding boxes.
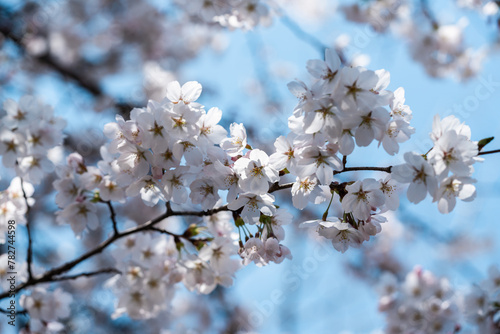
[148,227,212,244]
[420,0,439,29]
[0,308,28,315]
[50,268,121,282]
[334,166,393,175]
[0,203,234,300]
[105,201,119,235]
[148,226,182,238]
[20,178,33,281]
[268,182,293,193]
[478,149,500,156]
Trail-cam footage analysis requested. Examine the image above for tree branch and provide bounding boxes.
[0,308,28,315]
[105,201,119,235]
[0,202,235,300]
[420,0,439,30]
[0,11,134,115]
[279,14,327,56]
[20,178,33,281]
[334,166,393,174]
[478,149,500,156]
[50,268,121,282]
[0,164,392,301]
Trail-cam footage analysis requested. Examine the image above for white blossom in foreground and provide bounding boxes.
[342,179,385,221]
[392,152,438,204]
[300,217,364,253]
[233,149,279,194]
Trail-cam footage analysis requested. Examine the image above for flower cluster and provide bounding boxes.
[53,153,103,237]
[284,48,411,252]
[175,0,273,30]
[52,80,294,265]
[377,266,461,334]
[238,208,293,266]
[107,212,241,320]
[47,79,296,322]
[0,96,66,184]
[286,48,414,162]
[2,44,496,333]
[341,0,410,32]
[0,177,34,244]
[392,115,479,213]
[19,288,72,334]
[456,0,499,16]
[341,0,486,80]
[464,265,500,332]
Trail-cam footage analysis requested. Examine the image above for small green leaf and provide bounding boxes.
[478,137,494,151]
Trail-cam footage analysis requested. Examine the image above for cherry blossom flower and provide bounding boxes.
[126,175,166,207]
[392,152,438,204]
[317,218,365,253]
[220,122,248,157]
[166,81,202,105]
[162,166,191,204]
[56,201,99,237]
[296,146,342,185]
[290,175,325,210]
[342,178,385,221]
[197,107,228,147]
[189,178,220,210]
[233,149,279,195]
[269,133,298,173]
[227,193,275,225]
[432,176,476,213]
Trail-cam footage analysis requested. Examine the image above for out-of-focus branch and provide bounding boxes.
[420,0,439,29]
[0,308,28,315]
[0,7,134,115]
[50,268,121,282]
[20,178,33,281]
[279,14,327,56]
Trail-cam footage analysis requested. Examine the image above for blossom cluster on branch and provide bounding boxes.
[0,46,498,333]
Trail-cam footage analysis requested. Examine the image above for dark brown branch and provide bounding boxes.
[0,164,394,300]
[105,201,119,235]
[334,166,393,174]
[268,182,293,193]
[478,149,500,156]
[149,227,213,244]
[50,268,121,282]
[20,178,33,281]
[148,226,182,238]
[0,203,234,300]
[0,308,28,315]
